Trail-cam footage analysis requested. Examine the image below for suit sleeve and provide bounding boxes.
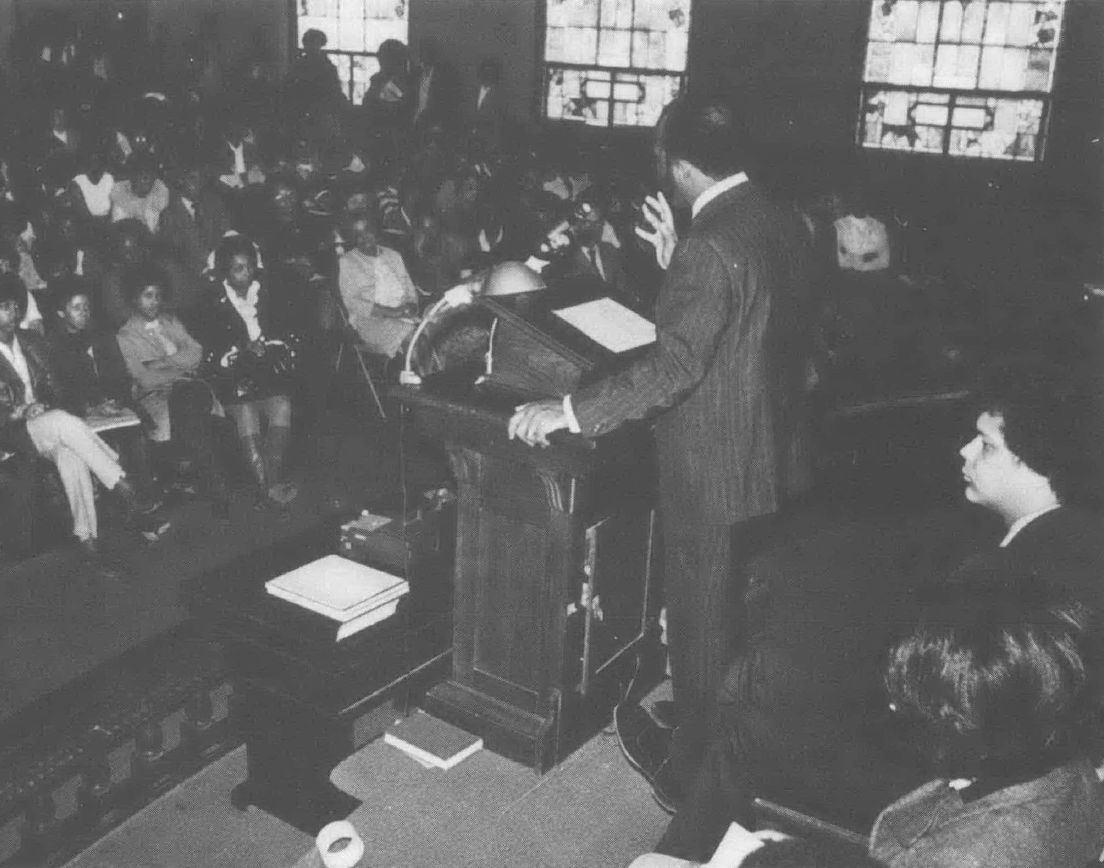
[571,234,734,437]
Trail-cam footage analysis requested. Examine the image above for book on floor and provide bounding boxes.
[265,555,408,621]
[384,712,483,770]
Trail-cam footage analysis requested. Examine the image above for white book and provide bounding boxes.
[335,598,402,641]
[265,555,407,621]
[272,582,408,621]
[384,712,483,769]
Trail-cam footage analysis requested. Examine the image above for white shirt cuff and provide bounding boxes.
[562,395,581,434]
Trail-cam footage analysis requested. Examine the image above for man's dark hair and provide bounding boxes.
[974,365,1103,508]
[214,234,259,277]
[111,218,153,253]
[122,263,171,306]
[0,272,28,317]
[656,93,751,179]
[885,570,1100,781]
[50,274,93,312]
[343,207,380,238]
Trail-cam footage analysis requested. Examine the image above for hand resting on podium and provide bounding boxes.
[508,399,569,447]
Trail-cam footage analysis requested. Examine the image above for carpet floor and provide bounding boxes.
[63,687,673,868]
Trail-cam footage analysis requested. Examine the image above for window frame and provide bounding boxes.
[538,0,694,129]
[293,0,409,105]
[856,0,1067,163]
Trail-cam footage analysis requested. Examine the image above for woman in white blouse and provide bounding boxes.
[192,235,298,509]
[337,208,420,358]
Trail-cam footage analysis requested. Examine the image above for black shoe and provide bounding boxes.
[614,702,671,784]
[77,539,120,579]
[648,699,680,730]
[651,757,683,815]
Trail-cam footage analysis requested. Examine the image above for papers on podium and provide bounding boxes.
[265,555,408,641]
[552,297,656,354]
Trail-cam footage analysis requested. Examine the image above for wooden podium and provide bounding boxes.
[393,281,664,772]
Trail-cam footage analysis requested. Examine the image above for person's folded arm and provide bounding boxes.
[164,319,203,371]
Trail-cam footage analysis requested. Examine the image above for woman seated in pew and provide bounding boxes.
[870,573,1104,868]
[630,571,1104,868]
[190,234,298,510]
[46,275,160,504]
[337,208,420,359]
[116,264,233,522]
[0,274,148,568]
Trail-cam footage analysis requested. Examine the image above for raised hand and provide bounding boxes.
[634,191,678,270]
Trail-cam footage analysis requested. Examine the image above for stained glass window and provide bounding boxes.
[543,0,691,128]
[858,0,1065,160]
[298,0,407,103]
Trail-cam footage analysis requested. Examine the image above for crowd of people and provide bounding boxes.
[0,23,661,574]
[2,14,1102,868]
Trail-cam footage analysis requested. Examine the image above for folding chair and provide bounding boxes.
[330,282,390,420]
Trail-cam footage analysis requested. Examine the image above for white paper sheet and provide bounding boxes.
[553,298,656,353]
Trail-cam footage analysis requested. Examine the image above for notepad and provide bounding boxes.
[553,297,656,353]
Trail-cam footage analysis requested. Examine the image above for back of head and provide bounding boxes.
[885,567,1100,780]
[657,92,751,179]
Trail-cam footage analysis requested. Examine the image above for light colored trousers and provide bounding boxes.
[27,409,125,542]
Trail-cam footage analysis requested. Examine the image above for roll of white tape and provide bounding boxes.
[316,820,365,868]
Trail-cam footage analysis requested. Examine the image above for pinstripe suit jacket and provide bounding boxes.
[571,181,813,523]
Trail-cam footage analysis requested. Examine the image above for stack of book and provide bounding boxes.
[265,555,408,641]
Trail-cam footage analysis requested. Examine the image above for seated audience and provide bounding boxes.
[338,208,419,358]
[100,219,208,328]
[546,189,639,308]
[116,263,231,520]
[69,143,116,223]
[110,155,170,233]
[158,161,230,278]
[191,234,298,508]
[47,275,158,500]
[870,575,1104,867]
[649,365,1104,862]
[0,239,43,334]
[0,273,146,569]
[213,117,265,193]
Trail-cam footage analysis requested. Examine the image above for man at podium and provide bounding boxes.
[508,94,815,808]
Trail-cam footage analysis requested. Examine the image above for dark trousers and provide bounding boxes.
[662,508,779,769]
[169,380,229,503]
[656,649,925,862]
[0,450,37,556]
